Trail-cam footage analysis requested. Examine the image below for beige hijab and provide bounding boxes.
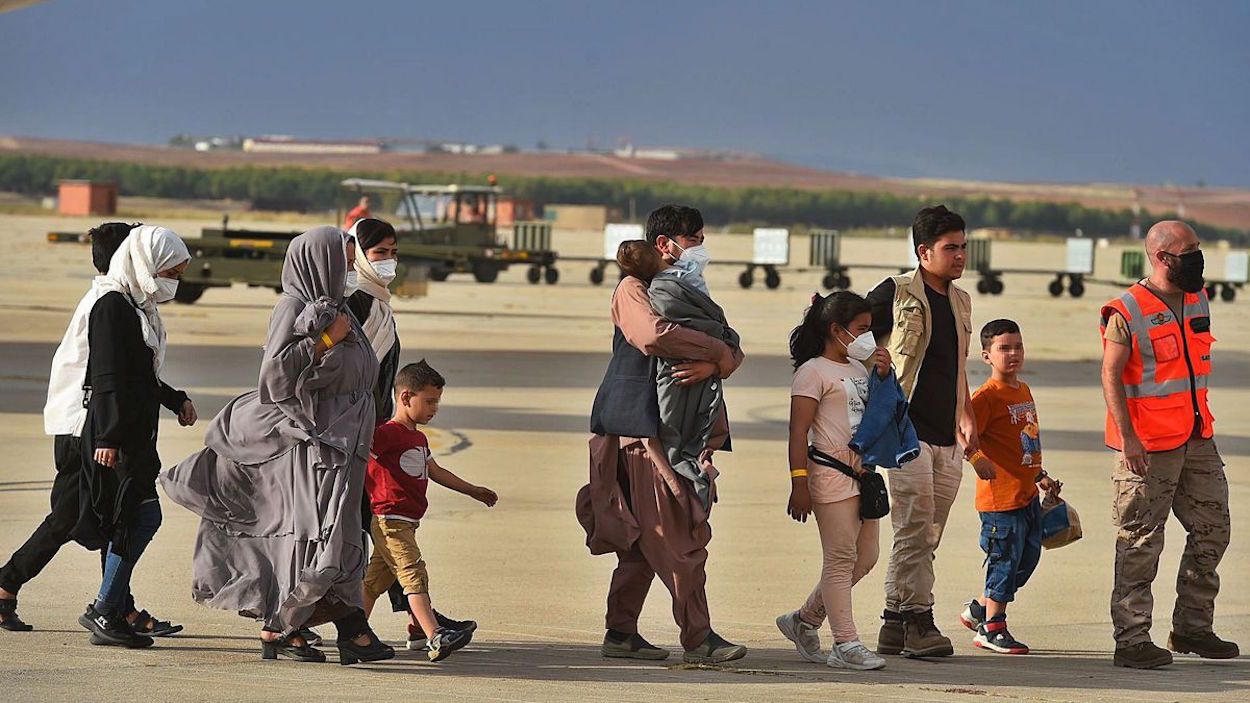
[347,220,397,359]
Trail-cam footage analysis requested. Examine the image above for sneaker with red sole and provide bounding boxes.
[959,599,986,632]
[974,617,1029,654]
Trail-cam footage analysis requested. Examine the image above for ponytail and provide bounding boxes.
[789,291,872,369]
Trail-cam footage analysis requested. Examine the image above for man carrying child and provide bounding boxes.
[361,361,498,662]
[578,205,747,664]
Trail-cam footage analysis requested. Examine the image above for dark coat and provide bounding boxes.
[75,291,186,555]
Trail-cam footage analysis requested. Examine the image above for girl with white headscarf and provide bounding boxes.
[162,226,394,665]
[74,225,195,649]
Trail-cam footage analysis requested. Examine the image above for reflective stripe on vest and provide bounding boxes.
[1118,289,1211,399]
[1103,283,1215,452]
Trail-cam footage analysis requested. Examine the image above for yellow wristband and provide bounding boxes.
[969,450,987,464]
[320,332,335,349]
[790,468,809,478]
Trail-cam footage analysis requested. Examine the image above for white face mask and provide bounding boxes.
[344,270,359,297]
[370,258,398,284]
[153,277,179,304]
[673,242,711,274]
[840,329,877,361]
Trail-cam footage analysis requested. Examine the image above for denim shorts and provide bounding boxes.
[979,498,1043,603]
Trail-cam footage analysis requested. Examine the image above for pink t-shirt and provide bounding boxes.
[791,356,869,503]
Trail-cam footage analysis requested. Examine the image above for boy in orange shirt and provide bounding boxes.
[959,319,1061,654]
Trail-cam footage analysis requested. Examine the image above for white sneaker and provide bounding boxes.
[775,611,825,663]
[828,640,886,670]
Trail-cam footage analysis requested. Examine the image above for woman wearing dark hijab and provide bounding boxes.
[161,226,393,664]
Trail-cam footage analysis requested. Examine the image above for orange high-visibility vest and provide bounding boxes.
[1101,283,1215,452]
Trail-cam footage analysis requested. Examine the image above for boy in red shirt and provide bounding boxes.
[362,360,498,661]
[960,320,1061,655]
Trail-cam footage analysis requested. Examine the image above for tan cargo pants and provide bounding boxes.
[884,442,963,614]
[1111,437,1230,646]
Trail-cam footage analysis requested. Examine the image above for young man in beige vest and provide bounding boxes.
[866,205,987,657]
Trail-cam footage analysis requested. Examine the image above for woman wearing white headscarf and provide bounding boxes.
[162,226,393,665]
[345,218,400,421]
[73,225,194,649]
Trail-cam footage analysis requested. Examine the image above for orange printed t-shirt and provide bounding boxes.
[970,378,1042,512]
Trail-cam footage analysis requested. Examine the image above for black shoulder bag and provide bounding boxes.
[807,446,890,520]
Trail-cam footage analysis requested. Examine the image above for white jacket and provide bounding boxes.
[43,287,102,436]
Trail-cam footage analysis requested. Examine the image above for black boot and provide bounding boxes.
[1169,631,1240,659]
[1114,641,1173,669]
[0,597,33,632]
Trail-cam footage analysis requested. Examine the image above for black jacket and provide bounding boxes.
[347,290,400,422]
[75,292,187,554]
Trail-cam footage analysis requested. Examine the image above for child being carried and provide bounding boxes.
[616,240,740,508]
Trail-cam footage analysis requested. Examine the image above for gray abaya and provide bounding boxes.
[161,226,379,634]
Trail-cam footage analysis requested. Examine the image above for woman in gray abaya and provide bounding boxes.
[161,226,394,664]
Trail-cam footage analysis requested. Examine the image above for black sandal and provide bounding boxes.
[261,633,327,663]
[337,630,395,665]
[295,627,323,647]
[0,598,33,632]
[129,609,184,637]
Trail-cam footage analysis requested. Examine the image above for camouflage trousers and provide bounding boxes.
[1111,437,1230,646]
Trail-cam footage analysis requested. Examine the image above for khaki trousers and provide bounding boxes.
[883,442,963,614]
[1111,437,1230,646]
[362,517,430,599]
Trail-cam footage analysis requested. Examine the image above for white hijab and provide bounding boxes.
[94,225,190,373]
[346,220,397,359]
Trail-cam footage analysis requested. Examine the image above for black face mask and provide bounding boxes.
[1165,249,1205,293]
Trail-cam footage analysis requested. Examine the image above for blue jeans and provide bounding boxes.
[979,498,1042,604]
[95,500,162,616]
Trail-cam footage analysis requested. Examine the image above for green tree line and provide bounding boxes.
[0,153,1243,243]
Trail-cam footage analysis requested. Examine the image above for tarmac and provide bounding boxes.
[1,214,1248,702]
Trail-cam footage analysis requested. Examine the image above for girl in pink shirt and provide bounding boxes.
[776,291,891,670]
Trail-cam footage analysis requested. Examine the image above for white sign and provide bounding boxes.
[1065,237,1095,274]
[603,223,644,261]
[1226,251,1249,283]
[906,229,919,268]
[753,228,790,265]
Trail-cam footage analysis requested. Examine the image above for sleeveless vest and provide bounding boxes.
[590,326,660,438]
[1101,283,1214,452]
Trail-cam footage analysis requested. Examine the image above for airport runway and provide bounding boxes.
[2,215,1248,701]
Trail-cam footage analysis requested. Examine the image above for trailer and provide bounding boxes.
[45,180,561,304]
[578,225,793,289]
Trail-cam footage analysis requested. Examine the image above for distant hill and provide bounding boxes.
[4,135,1248,230]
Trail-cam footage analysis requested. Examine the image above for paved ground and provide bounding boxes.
[1,214,1248,701]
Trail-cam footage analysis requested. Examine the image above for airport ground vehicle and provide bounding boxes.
[50,180,559,304]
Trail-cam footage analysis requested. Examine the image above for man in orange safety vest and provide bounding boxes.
[1100,220,1236,669]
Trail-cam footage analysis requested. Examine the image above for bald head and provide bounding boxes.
[1145,220,1199,272]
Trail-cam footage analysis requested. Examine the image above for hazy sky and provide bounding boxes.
[3,0,1248,185]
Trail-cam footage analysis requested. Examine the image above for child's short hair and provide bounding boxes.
[980,318,1021,349]
[395,360,445,393]
[616,240,663,282]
